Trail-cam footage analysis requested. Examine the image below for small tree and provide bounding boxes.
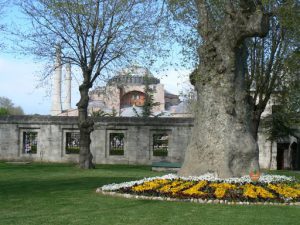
[263,72,300,142]
[246,1,299,141]
[0,108,9,115]
[141,75,160,117]
[0,97,24,115]
[17,0,167,168]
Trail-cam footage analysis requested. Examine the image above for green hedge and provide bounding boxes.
[153,149,168,156]
[110,149,124,155]
[66,147,80,154]
[30,146,37,154]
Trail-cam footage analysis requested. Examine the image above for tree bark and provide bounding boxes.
[179,2,269,178]
[180,44,259,178]
[250,110,262,141]
[77,82,94,169]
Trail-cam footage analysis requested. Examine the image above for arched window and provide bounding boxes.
[120,91,145,108]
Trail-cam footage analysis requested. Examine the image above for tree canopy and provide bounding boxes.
[0,0,10,49]
[176,0,283,177]
[17,0,170,168]
[0,97,24,115]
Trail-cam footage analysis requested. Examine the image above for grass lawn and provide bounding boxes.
[0,162,299,225]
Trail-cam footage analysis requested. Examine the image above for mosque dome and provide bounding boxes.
[119,65,152,77]
[108,65,160,85]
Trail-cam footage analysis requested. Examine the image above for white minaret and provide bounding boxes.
[63,62,72,110]
[51,45,62,116]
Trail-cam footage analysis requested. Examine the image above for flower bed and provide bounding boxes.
[97,174,300,205]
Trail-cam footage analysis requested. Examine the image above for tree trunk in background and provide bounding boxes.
[77,82,94,169]
[179,2,269,178]
[250,111,262,142]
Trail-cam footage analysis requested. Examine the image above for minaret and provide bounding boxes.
[51,44,62,116]
[63,62,72,110]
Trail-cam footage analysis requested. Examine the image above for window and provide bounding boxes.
[153,133,168,156]
[66,132,80,154]
[109,133,124,155]
[23,132,38,154]
[131,94,140,100]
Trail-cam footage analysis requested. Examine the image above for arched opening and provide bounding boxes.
[120,91,145,108]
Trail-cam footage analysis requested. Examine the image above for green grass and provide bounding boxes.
[0,162,299,225]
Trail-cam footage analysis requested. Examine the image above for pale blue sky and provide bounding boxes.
[0,54,190,115]
[0,3,191,115]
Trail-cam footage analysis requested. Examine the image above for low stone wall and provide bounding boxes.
[1,115,298,169]
[0,116,193,165]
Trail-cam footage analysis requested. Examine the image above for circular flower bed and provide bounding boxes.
[97,174,300,205]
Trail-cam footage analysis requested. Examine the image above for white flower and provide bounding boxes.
[100,173,295,192]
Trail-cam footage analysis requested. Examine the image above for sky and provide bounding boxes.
[0,54,191,115]
[0,3,192,115]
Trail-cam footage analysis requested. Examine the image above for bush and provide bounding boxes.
[153,148,168,156]
[0,108,9,116]
[30,145,37,154]
[110,149,124,155]
[66,147,80,154]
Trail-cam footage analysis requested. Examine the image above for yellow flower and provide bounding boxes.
[268,184,300,198]
[182,180,208,196]
[209,183,237,198]
[159,180,183,193]
[242,184,275,199]
[132,179,169,192]
[165,181,194,195]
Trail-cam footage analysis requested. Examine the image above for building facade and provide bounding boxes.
[0,116,299,170]
[88,65,181,116]
[51,64,183,117]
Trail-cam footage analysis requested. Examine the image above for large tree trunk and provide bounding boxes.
[180,44,259,178]
[179,2,269,178]
[77,82,94,169]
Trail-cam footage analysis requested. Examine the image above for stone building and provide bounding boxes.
[3,52,296,171]
[88,65,181,116]
[0,116,298,170]
[51,63,183,117]
[0,116,192,165]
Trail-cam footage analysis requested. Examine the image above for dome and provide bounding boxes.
[108,65,160,85]
[118,65,153,77]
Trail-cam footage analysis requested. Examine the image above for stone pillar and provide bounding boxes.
[63,62,72,110]
[51,45,62,116]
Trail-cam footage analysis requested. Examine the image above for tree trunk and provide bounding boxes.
[77,82,94,169]
[179,3,269,178]
[268,141,273,170]
[179,44,259,178]
[250,111,261,141]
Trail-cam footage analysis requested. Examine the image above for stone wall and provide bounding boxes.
[0,115,298,169]
[0,116,193,165]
